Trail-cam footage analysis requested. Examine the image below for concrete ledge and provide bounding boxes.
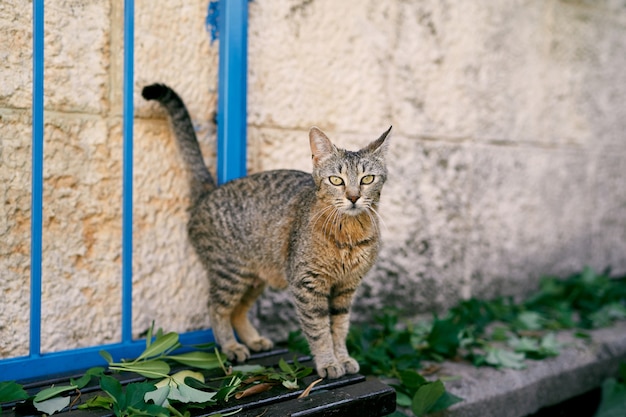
[433,320,626,417]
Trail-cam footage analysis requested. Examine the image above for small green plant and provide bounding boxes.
[0,325,315,417]
[594,362,626,417]
[287,267,626,416]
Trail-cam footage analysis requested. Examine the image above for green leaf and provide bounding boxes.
[215,377,241,402]
[231,364,265,373]
[33,395,71,415]
[144,385,171,407]
[278,358,294,375]
[71,366,105,389]
[428,390,464,414]
[539,333,560,357]
[146,322,155,349]
[427,317,461,358]
[395,391,412,408]
[112,360,171,379]
[282,379,299,390]
[411,380,446,416]
[34,384,76,402]
[508,336,539,354]
[514,311,545,330]
[78,395,115,410]
[100,349,114,364]
[170,383,217,404]
[485,348,526,370]
[100,375,124,407]
[619,362,626,382]
[594,377,626,417]
[137,332,180,361]
[167,351,225,370]
[398,369,427,390]
[0,381,29,403]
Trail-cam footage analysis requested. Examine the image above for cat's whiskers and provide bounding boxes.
[321,206,340,241]
[367,205,389,235]
[311,204,337,228]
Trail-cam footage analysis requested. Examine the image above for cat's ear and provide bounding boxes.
[309,127,336,165]
[365,126,392,156]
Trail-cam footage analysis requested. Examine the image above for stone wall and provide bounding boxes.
[1,0,625,357]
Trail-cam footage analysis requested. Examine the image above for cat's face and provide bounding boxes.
[309,127,391,216]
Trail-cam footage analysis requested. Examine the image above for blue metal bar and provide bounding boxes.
[217,0,248,184]
[122,0,134,344]
[0,330,215,381]
[30,0,44,360]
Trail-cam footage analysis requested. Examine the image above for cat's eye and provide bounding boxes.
[329,176,344,186]
[360,175,375,185]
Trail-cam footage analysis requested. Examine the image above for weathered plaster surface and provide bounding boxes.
[1,0,625,356]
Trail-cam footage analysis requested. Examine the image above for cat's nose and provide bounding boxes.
[347,195,360,204]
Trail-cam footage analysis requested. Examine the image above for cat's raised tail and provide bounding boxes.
[142,83,216,199]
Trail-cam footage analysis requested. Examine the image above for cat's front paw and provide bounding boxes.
[221,342,250,362]
[316,361,346,379]
[247,337,274,352]
[339,356,360,374]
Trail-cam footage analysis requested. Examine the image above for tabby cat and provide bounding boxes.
[142,83,391,379]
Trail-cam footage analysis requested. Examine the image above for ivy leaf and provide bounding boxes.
[144,385,171,407]
[427,317,462,358]
[99,349,114,364]
[429,390,464,414]
[33,384,76,402]
[594,377,626,417]
[231,364,265,373]
[100,375,124,408]
[485,348,526,369]
[112,360,171,379]
[395,391,412,408]
[538,333,560,357]
[508,336,539,354]
[0,381,29,403]
[282,379,299,390]
[137,332,179,361]
[78,395,115,410]
[124,382,160,412]
[514,311,545,331]
[167,351,225,370]
[71,366,105,389]
[411,380,445,416]
[33,395,71,415]
[398,369,427,391]
[278,358,294,376]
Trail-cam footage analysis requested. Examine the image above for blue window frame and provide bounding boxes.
[0,0,248,381]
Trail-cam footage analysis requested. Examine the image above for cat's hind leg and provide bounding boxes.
[207,267,254,362]
[231,281,273,353]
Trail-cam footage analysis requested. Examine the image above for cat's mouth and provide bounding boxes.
[344,203,366,215]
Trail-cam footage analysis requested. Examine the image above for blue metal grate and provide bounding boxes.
[0,0,248,381]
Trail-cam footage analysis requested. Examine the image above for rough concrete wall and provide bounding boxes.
[1,0,625,357]
[0,0,216,357]
[246,0,626,338]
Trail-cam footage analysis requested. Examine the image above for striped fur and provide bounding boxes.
[142,83,391,379]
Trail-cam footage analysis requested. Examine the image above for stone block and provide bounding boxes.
[0,112,32,358]
[134,0,217,123]
[132,120,211,336]
[355,136,472,319]
[439,321,626,417]
[466,146,593,300]
[247,0,395,132]
[0,1,33,109]
[44,1,110,113]
[38,114,123,352]
[591,151,626,276]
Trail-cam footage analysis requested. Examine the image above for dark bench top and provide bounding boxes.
[3,349,396,417]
